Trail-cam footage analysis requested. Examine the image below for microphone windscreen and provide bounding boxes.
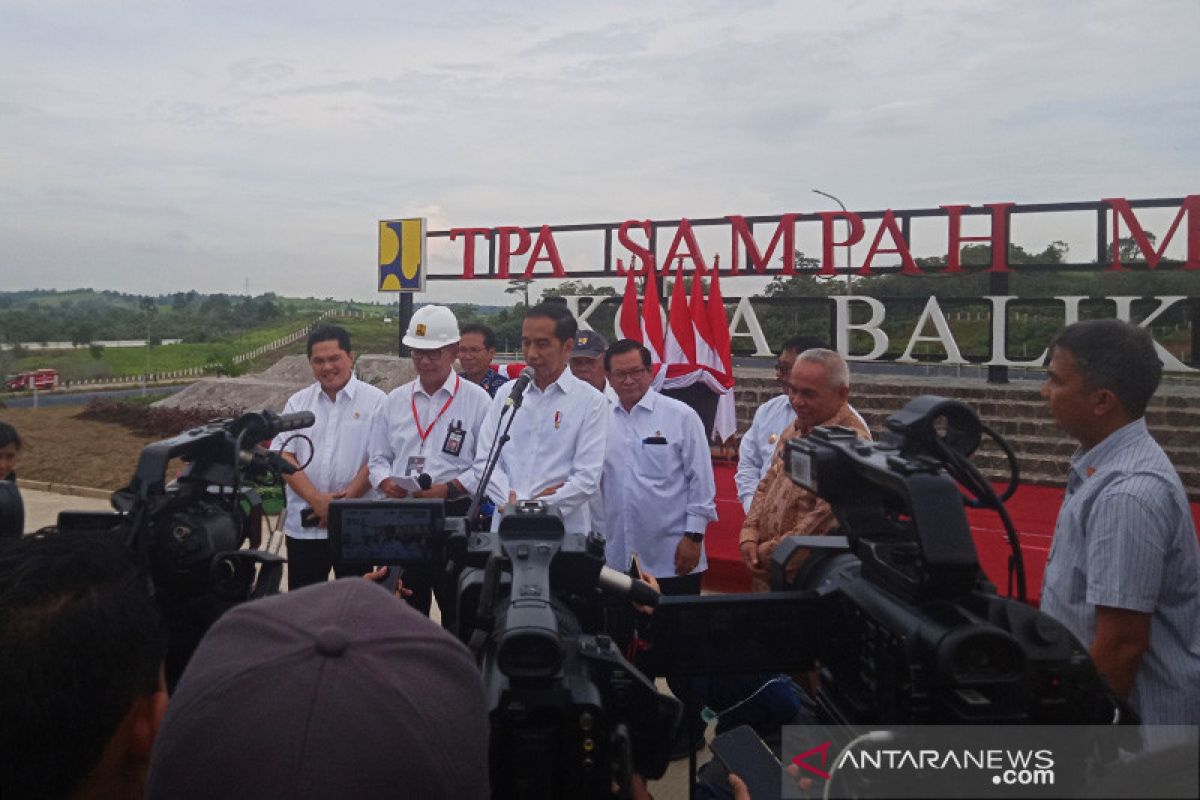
[417,473,433,491]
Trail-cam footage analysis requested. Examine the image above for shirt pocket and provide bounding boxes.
[636,440,675,480]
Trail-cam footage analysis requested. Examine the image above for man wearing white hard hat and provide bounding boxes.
[367,305,492,615]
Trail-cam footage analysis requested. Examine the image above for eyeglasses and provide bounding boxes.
[411,348,450,362]
[611,367,648,382]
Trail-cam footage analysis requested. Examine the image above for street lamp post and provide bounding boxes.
[812,188,852,295]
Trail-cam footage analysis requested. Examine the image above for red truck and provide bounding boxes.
[5,368,60,392]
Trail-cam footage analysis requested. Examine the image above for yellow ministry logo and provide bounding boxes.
[379,218,426,291]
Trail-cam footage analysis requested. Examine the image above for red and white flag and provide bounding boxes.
[706,264,734,387]
[640,268,666,364]
[663,263,696,375]
[689,268,725,381]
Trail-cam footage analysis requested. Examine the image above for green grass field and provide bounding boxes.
[10,313,403,379]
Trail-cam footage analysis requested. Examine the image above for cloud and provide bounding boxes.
[0,0,1196,304]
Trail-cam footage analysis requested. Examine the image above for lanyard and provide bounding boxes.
[412,375,460,444]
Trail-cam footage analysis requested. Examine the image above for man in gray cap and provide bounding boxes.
[146,579,489,799]
[569,329,618,404]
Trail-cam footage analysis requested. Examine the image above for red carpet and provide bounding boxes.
[702,461,1200,603]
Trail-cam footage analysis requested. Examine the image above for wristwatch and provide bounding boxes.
[684,531,705,543]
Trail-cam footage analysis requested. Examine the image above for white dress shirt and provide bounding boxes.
[602,390,717,576]
[589,380,618,536]
[463,369,608,534]
[272,376,386,539]
[735,394,795,512]
[368,371,492,489]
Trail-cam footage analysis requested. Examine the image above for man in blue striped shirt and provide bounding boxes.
[1040,319,1200,724]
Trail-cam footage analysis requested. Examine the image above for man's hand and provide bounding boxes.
[414,483,450,500]
[756,540,778,568]
[308,492,336,528]
[1090,605,1152,700]
[740,540,767,576]
[378,478,408,499]
[362,566,414,599]
[675,536,702,576]
[534,482,564,498]
[633,569,661,615]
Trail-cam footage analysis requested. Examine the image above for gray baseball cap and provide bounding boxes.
[147,579,489,799]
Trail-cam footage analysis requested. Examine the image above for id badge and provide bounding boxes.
[404,456,426,477]
[442,424,466,457]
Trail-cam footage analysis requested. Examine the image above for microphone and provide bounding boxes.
[417,473,432,491]
[504,366,535,409]
[597,565,660,608]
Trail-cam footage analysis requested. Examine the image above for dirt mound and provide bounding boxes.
[154,355,418,412]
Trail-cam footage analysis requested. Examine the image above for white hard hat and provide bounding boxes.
[403,305,460,349]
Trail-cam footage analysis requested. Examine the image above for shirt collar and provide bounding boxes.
[614,387,657,416]
[534,368,573,396]
[1069,417,1148,480]
[320,376,357,403]
[415,370,458,399]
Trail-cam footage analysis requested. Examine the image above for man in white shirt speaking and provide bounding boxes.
[367,305,492,614]
[464,302,608,534]
[272,325,385,589]
[601,338,717,595]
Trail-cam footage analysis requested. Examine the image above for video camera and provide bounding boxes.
[645,395,1121,728]
[331,498,677,798]
[54,409,311,684]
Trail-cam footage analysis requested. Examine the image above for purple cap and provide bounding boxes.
[147,579,489,799]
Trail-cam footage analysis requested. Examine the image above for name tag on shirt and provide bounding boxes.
[642,436,668,445]
[442,421,465,456]
[404,456,426,477]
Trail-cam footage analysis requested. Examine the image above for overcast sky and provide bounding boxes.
[2,1,1196,306]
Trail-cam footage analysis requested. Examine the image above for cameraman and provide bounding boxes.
[0,531,168,800]
[0,420,21,482]
[0,421,22,539]
[146,579,489,799]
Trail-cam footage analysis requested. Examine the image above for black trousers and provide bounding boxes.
[285,536,359,590]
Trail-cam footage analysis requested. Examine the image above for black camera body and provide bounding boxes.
[468,502,679,798]
[777,395,1122,726]
[327,498,680,797]
[56,410,309,684]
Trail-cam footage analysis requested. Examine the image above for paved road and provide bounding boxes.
[2,384,185,408]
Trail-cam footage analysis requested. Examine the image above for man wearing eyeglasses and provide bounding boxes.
[458,322,509,397]
[736,337,866,513]
[601,338,717,592]
[367,305,492,614]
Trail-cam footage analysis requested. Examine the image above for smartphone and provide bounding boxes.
[709,725,782,800]
[300,507,319,528]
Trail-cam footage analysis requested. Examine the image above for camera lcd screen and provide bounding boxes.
[328,500,444,566]
[787,444,816,493]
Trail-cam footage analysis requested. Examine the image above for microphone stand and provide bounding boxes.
[465,393,527,530]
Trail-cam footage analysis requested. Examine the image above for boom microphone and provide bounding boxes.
[418,473,433,491]
[505,366,535,409]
